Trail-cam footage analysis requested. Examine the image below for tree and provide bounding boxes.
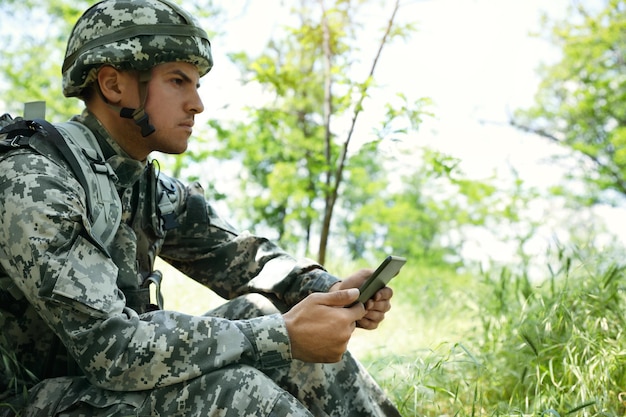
[0,0,89,118]
[383,149,502,267]
[511,0,626,206]
[213,0,421,264]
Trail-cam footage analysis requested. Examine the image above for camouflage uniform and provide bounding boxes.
[0,1,401,416]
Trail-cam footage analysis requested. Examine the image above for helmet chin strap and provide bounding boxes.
[97,70,156,137]
[119,70,155,137]
[119,106,155,137]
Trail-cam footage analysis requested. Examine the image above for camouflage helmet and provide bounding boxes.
[62,0,213,98]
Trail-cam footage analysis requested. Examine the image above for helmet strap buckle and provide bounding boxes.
[117,70,155,137]
[120,107,155,137]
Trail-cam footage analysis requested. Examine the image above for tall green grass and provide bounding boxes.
[364,252,626,416]
[480,263,625,414]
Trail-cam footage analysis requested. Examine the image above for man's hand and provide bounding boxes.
[329,268,394,330]
[283,289,365,363]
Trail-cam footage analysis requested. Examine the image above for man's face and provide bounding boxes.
[128,61,204,158]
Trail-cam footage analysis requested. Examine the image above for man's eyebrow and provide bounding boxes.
[171,69,201,88]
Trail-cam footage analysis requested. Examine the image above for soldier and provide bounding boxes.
[0,0,401,416]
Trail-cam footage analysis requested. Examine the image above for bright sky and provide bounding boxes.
[202,0,570,182]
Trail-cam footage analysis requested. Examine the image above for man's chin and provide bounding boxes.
[158,142,189,156]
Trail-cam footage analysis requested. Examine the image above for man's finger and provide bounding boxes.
[320,288,359,306]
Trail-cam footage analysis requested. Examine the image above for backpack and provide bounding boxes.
[0,103,183,396]
[0,101,122,251]
[0,101,179,310]
[0,102,127,398]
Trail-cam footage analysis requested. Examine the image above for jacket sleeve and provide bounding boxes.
[0,151,292,391]
[159,180,340,307]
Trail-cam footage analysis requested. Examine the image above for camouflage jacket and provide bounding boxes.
[0,111,339,392]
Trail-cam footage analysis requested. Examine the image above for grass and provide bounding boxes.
[365,257,626,417]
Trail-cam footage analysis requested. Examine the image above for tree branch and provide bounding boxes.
[317,0,401,263]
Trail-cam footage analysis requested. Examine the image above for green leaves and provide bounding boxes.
[215,0,425,262]
[0,0,89,118]
[513,1,626,201]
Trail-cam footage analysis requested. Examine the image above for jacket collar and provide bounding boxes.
[75,110,146,189]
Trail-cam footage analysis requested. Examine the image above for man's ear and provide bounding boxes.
[97,66,126,104]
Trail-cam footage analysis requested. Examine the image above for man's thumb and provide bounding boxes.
[326,288,360,306]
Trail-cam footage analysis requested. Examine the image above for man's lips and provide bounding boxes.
[179,120,195,133]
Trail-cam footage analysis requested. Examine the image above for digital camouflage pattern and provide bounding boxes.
[2,295,400,417]
[62,0,213,97]
[0,0,401,414]
[0,110,401,416]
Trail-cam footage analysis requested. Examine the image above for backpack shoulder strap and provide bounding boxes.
[0,116,122,252]
[46,120,122,251]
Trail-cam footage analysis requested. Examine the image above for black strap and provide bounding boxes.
[0,118,38,150]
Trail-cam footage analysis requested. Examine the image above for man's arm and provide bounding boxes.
[0,152,292,391]
[159,180,341,306]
